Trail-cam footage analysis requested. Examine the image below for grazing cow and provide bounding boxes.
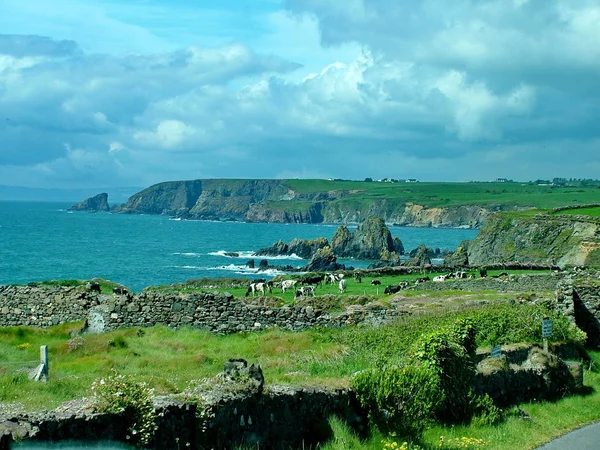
[353,272,362,283]
[281,279,297,293]
[371,279,381,285]
[302,275,324,286]
[384,285,402,295]
[414,276,430,285]
[338,279,347,293]
[479,269,488,278]
[245,282,266,297]
[455,271,467,279]
[295,286,315,297]
[266,280,274,293]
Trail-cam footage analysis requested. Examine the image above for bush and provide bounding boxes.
[352,363,440,438]
[92,371,157,447]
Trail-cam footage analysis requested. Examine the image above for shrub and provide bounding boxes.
[352,363,440,438]
[413,329,475,422]
[92,371,157,447]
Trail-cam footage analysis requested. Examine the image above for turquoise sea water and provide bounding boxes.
[0,202,478,292]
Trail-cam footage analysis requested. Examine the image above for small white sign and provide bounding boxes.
[490,345,502,358]
[542,318,552,338]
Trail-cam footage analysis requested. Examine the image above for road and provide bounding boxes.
[536,421,600,449]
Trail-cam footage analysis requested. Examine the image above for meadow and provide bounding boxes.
[1,269,598,449]
[285,180,600,210]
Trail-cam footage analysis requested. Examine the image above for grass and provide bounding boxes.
[284,180,600,210]
[553,206,600,217]
[0,294,582,412]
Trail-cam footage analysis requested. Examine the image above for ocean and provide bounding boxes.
[0,202,478,292]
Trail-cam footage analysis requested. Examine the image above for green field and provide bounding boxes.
[553,206,600,217]
[285,180,600,209]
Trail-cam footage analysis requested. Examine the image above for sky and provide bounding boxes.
[0,0,599,189]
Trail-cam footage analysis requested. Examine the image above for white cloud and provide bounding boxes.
[1,0,599,189]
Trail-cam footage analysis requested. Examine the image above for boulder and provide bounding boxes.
[255,237,329,259]
[330,218,395,260]
[444,241,469,267]
[302,246,345,272]
[406,245,432,267]
[68,193,110,212]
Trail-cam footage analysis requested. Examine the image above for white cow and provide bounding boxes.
[246,282,266,297]
[338,279,347,293]
[281,279,297,293]
[295,286,315,297]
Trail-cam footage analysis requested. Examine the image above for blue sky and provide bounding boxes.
[0,0,599,189]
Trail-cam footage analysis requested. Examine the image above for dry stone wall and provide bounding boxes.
[555,271,600,347]
[0,285,103,327]
[88,291,406,333]
[0,285,405,333]
[412,273,563,293]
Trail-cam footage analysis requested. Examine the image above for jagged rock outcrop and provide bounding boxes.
[255,237,329,259]
[444,241,470,267]
[68,193,109,212]
[406,245,432,267]
[302,246,345,272]
[113,180,202,215]
[467,212,600,267]
[331,218,396,260]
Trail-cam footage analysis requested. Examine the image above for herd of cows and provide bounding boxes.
[244,269,501,298]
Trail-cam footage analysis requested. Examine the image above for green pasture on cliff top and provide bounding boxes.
[285,180,600,209]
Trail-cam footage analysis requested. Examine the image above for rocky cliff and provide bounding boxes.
[331,218,397,260]
[113,180,202,215]
[109,179,512,227]
[68,193,109,212]
[467,212,600,267]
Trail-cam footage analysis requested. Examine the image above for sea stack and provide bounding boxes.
[68,193,110,212]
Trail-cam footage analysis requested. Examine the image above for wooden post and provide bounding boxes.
[40,345,48,379]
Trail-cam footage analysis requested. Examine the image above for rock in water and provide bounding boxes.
[406,244,432,267]
[444,241,469,267]
[330,217,395,260]
[302,246,345,272]
[255,237,329,259]
[68,193,109,212]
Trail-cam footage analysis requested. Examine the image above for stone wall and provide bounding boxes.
[1,386,364,450]
[555,271,600,347]
[0,285,405,333]
[88,291,406,334]
[0,285,102,327]
[413,272,563,294]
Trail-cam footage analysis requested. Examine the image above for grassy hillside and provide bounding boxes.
[286,180,600,209]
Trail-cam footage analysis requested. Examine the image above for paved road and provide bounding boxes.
[536,421,600,449]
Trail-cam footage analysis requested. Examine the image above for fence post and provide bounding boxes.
[31,345,48,382]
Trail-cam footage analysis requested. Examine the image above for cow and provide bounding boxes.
[398,281,410,290]
[414,276,430,285]
[113,287,129,295]
[353,272,362,283]
[295,286,315,297]
[455,271,467,279]
[371,279,381,285]
[432,275,447,282]
[479,269,488,278]
[384,285,402,295]
[245,282,266,297]
[338,279,347,293]
[281,279,297,293]
[301,275,324,286]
